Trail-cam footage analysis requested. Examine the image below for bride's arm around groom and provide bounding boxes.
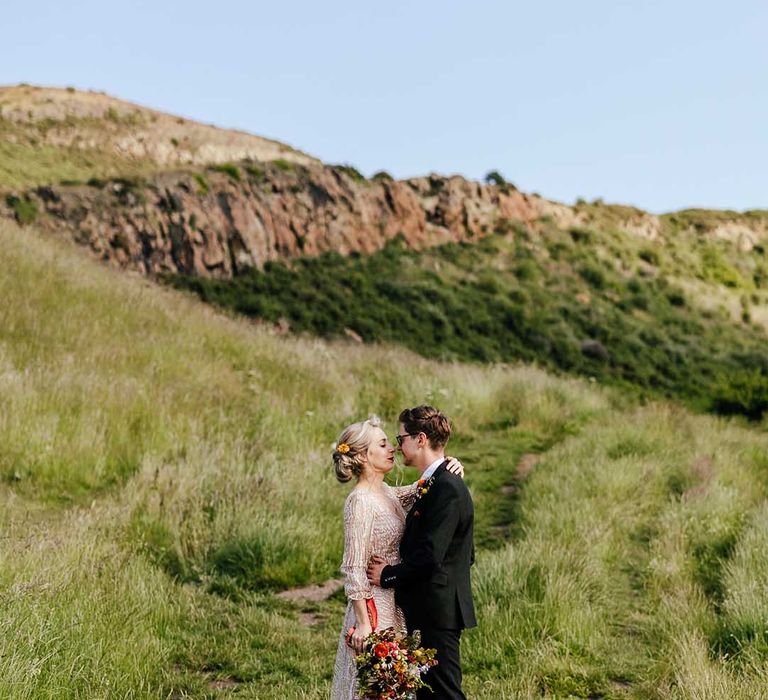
[368,405,476,700]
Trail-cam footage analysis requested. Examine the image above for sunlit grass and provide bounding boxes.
[1,220,767,697]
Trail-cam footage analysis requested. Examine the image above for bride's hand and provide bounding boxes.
[349,620,372,654]
[445,456,465,479]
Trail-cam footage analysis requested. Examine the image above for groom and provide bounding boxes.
[367,405,476,700]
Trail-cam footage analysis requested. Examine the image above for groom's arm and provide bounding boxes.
[378,480,462,589]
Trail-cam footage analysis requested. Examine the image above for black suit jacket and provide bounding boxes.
[380,462,477,631]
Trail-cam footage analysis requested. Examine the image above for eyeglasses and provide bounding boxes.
[395,433,418,447]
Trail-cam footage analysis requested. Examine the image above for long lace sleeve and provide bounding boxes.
[390,482,419,512]
[340,491,375,600]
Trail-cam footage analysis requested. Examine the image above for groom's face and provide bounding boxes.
[397,422,418,466]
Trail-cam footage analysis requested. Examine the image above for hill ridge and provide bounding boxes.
[0,84,319,189]
[2,85,767,283]
[3,157,767,281]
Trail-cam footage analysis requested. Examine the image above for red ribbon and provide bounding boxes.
[346,598,378,646]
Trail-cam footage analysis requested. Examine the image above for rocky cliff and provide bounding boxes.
[2,85,766,279]
[0,162,541,277]
[3,159,767,279]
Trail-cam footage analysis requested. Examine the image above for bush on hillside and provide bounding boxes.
[639,247,660,265]
[334,164,366,183]
[484,170,506,187]
[244,164,265,182]
[484,170,517,192]
[570,227,593,244]
[193,173,209,195]
[578,263,606,289]
[209,163,241,182]
[166,229,768,421]
[5,195,38,225]
[710,370,768,421]
[701,245,745,288]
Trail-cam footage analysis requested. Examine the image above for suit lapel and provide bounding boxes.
[404,461,449,529]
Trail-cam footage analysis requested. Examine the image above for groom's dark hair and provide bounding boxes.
[399,405,451,449]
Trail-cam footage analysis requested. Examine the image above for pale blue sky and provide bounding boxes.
[2,1,766,213]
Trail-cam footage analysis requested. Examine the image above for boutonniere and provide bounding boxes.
[416,475,436,500]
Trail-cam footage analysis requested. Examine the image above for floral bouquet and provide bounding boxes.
[354,627,438,700]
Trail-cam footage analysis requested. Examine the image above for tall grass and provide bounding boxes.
[0,121,159,189]
[1,220,767,697]
[167,224,768,420]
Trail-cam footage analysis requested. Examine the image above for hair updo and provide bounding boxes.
[332,415,382,483]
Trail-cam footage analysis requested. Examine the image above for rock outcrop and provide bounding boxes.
[3,86,766,278]
[2,163,546,277]
[3,160,767,279]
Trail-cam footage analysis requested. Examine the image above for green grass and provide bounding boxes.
[0,117,159,189]
[167,223,768,420]
[209,163,241,182]
[2,219,768,698]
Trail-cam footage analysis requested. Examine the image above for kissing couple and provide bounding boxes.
[329,405,476,700]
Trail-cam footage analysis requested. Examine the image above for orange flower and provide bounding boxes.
[374,642,390,658]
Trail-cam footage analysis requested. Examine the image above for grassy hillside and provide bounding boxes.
[1,220,768,698]
[168,211,768,420]
[0,85,318,189]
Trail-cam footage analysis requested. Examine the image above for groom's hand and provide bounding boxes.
[367,556,386,586]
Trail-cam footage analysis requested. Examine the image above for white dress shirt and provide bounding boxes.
[419,456,445,482]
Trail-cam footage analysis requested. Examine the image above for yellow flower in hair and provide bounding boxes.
[337,443,351,454]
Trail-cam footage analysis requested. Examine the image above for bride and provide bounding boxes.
[329,415,463,699]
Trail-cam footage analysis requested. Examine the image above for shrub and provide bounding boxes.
[710,370,768,421]
[426,177,444,197]
[578,263,606,289]
[666,290,686,307]
[753,263,768,289]
[701,245,744,288]
[334,164,366,183]
[166,231,768,422]
[629,291,650,310]
[514,260,538,281]
[6,195,38,225]
[569,227,593,244]
[245,164,265,182]
[372,170,394,181]
[639,247,660,265]
[484,170,506,187]
[192,173,209,196]
[484,170,516,192]
[210,163,241,182]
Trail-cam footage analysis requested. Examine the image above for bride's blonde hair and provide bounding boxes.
[332,415,383,483]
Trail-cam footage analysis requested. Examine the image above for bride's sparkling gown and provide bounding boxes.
[330,483,418,700]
